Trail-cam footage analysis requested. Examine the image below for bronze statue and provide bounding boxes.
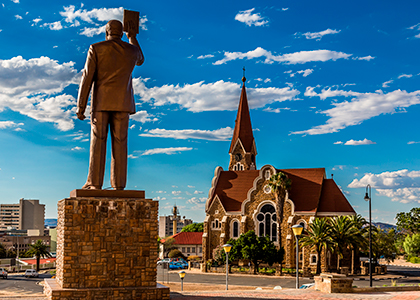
[76,19,144,190]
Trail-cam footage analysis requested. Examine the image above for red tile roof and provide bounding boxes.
[208,167,355,215]
[21,257,56,265]
[229,83,255,153]
[317,179,355,214]
[169,232,203,245]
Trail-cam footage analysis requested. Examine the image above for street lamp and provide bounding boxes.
[178,270,186,291]
[364,184,372,287]
[223,243,232,290]
[292,224,304,289]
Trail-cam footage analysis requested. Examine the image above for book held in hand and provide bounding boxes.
[123,9,140,34]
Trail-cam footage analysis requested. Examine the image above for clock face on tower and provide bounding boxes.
[235,153,242,161]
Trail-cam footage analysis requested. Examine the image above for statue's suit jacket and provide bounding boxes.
[77,37,141,114]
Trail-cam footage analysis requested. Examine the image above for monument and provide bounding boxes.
[44,13,170,300]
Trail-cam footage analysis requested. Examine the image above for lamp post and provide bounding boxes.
[178,270,186,291]
[364,184,372,287]
[223,243,232,290]
[292,224,304,289]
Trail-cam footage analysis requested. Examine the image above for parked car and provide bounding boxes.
[0,268,7,279]
[157,258,170,265]
[168,262,183,270]
[25,269,39,278]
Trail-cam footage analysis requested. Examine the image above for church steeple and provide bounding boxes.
[228,74,257,171]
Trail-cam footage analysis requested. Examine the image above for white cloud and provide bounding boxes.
[131,110,158,123]
[58,6,148,36]
[71,146,83,151]
[300,28,340,41]
[42,21,63,31]
[153,196,167,201]
[15,15,22,20]
[187,185,195,188]
[344,138,376,145]
[293,87,420,135]
[382,80,393,88]
[348,169,420,204]
[0,56,79,131]
[332,165,345,170]
[282,8,289,11]
[186,196,207,210]
[133,77,299,112]
[32,18,42,24]
[128,154,138,159]
[11,0,19,3]
[0,121,24,129]
[264,78,271,83]
[140,127,233,141]
[408,141,420,144]
[297,69,313,77]
[172,191,181,195]
[213,47,351,65]
[140,147,193,156]
[234,8,268,27]
[67,130,89,141]
[193,190,203,194]
[408,23,420,38]
[334,141,343,145]
[197,54,215,59]
[263,107,291,113]
[355,55,375,61]
[398,74,413,79]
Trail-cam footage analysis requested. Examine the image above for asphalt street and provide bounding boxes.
[157,265,420,289]
[0,272,51,294]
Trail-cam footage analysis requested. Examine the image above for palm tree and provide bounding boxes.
[268,171,291,272]
[300,218,334,274]
[26,240,52,271]
[348,214,368,273]
[329,216,361,271]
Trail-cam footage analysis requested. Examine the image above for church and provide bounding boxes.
[202,76,356,273]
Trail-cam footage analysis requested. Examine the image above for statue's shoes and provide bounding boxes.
[82,183,101,190]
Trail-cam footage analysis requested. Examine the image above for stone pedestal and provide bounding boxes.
[314,273,353,293]
[44,189,169,300]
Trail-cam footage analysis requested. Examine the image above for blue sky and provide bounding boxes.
[1,0,420,224]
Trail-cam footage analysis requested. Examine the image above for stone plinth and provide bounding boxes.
[44,190,169,300]
[314,273,353,293]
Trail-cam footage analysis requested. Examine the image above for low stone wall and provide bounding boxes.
[314,273,353,293]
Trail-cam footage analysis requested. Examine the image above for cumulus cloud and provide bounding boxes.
[186,196,207,210]
[293,87,420,135]
[334,141,343,144]
[382,80,393,88]
[172,191,181,195]
[133,77,299,112]
[355,55,375,61]
[234,8,268,27]
[38,6,148,35]
[299,28,341,41]
[197,54,215,59]
[0,56,79,131]
[71,146,83,151]
[0,121,24,130]
[398,74,413,79]
[194,190,203,194]
[140,127,233,141]
[131,110,158,123]
[140,147,193,156]
[344,138,376,145]
[11,0,19,3]
[348,169,420,204]
[213,47,351,65]
[15,15,22,20]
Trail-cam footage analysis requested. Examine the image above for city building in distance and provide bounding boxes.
[158,205,193,237]
[0,198,45,231]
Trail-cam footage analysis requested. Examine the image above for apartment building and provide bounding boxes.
[0,199,45,231]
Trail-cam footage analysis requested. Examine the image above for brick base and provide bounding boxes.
[44,279,170,300]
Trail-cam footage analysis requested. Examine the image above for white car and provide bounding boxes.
[0,268,7,279]
[24,269,39,278]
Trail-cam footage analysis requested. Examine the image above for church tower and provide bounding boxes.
[228,76,257,171]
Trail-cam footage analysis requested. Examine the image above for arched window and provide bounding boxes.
[231,220,240,238]
[256,203,277,242]
[233,162,244,171]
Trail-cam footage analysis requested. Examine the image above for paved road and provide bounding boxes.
[158,265,420,289]
[0,272,51,295]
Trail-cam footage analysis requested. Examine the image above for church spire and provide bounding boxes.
[228,71,257,171]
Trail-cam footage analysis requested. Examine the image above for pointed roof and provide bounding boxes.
[167,232,203,245]
[229,79,255,153]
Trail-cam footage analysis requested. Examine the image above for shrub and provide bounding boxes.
[168,249,186,259]
[403,234,420,257]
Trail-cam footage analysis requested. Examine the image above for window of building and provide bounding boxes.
[211,219,221,230]
[264,170,271,180]
[192,247,195,253]
[256,203,277,242]
[310,254,317,265]
[182,247,185,252]
[233,162,244,171]
[199,247,202,253]
[187,247,190,253]
[231,220,240,238]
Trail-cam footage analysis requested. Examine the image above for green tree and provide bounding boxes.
[0,243,6,258]
[168,249,186,259]
[329,216,362,270]
[396,208,420,234]
[373,228,398,263]
[268,172,291,272]
[234,230,283,274]
[26,240,52,271]
[300,218,333,274]
[181,223,204,232]
[160,237,176,258]
[403,233,420,257]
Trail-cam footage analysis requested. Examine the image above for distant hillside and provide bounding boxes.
[45,218,57,227]
[373,222,396,230]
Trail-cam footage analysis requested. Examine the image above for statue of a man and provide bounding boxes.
[76,19,144,190]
